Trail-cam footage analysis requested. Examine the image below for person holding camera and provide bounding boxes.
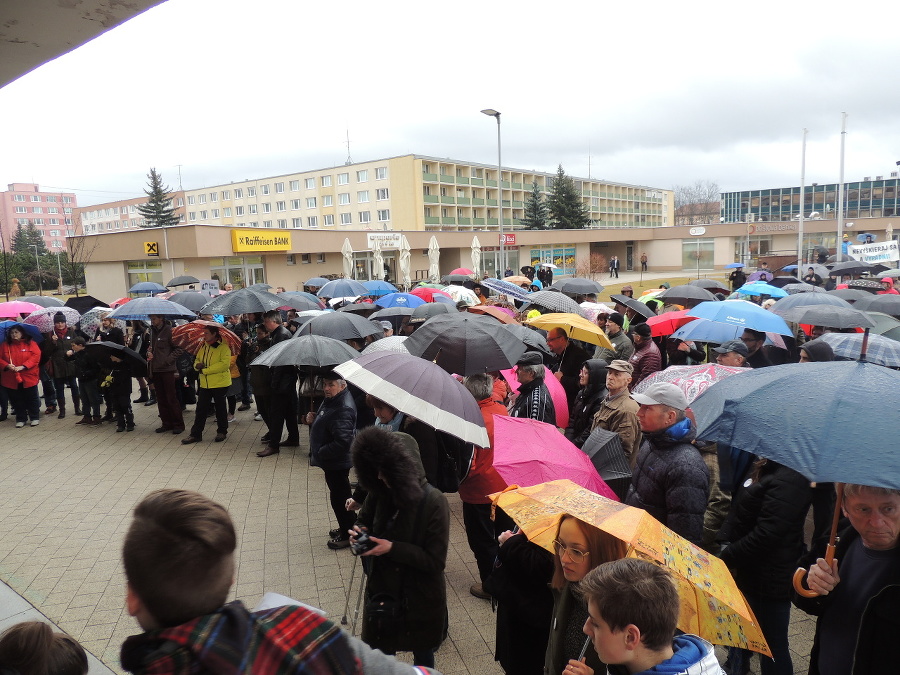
[349,427,450,669]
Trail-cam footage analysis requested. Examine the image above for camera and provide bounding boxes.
[351,530,377,556]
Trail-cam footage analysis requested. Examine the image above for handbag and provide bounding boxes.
[363,592,404,650]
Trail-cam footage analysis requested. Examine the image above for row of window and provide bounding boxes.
[14,218,71,226]
[190,210,391,226]
[85,200,182,220]
[13,206,72,214]
[11,194,73,203]
[184,191,390,219]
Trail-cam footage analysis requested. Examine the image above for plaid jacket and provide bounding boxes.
[120,601,362,674]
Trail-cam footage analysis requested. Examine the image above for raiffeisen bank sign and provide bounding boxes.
[231,229,292,252]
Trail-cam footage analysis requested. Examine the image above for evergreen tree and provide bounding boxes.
[520,181,549,229]
[546,165,591,230]
[26,223,48,255]
[137,168,181,228]
[12,224,28,253]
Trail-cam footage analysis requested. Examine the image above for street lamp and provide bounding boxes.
[481,108,504,275]
[31,244,42,296]
[55,250,63,294]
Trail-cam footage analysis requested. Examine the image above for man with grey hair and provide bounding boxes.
[625,382,709,545]
[794,483,900,675]
[590,360,641,464]
[508,352,555,425]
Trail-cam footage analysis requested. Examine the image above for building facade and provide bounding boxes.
[78,192,187,234]
[0,183,78,252]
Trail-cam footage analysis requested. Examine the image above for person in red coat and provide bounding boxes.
[460,373,515,600]
[0,325,43,427]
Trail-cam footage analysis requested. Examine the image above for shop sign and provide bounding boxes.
[231,229,292,252]
[366,232,402,250]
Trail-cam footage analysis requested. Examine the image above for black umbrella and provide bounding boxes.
[403,313,526,376]
[296,311,382,341]
[656,285,718,306]
[828,261,887,277]
[550,278,605,295]
[166,275,200,287]
[499,324,551,354]
[441,274,471,285]
[581,428,632,501]
[688,279,729,292]
[248,283,273,290]
[768,276,803,288]
[168,291,215,313]
[826,288,871,303]
[769,292,853,322]
[409,302,454,324]
[336,303,378,316]
[22,295,64,307]
[524,290,585,316]
[276,293,326,312]
[200,288,282,315]
[250,334,359,371]
[620,297,657,319]
[85,341,147,376]
[789,305,875,329]
[64,295,104,313]
[851,294,900,318]
[371,307,414,320]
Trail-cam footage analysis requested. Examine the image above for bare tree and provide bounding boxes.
[574,251,608,281]
[63,212,100,296]
[673,180,721,226]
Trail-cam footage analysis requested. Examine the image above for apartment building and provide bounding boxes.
[78,192,186,234]
[0,183,77,251]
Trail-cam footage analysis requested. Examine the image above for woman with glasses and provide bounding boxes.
[544,515,626,675]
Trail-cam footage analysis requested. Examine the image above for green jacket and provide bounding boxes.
[194,341,232,390]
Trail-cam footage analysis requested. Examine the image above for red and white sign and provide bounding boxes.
[500,233,516,246]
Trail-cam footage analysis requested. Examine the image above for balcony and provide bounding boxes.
[473,217,485,226]
[458,217,472,225]
[440,174,455,183]
[441,217,457,225]
[486,199,498,206]
[440,196,455,204]
[423,195,438,203]
[486,179,497,187]
[422,172,438,181]
[424,216,440,225]
[472,198,485,205]
[457,197,470,205]
[471,178,484,186]
[456,177,470,185]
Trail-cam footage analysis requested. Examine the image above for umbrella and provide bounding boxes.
[503,275,531,287]
[374,292,425,309]
[828,261,885,277]
[500,324,550,353]
[846,279,884,293]
[0,301,42,318]
[471,236,481,277]
[500,365,569,428]
[492,417,617,498]
[632,364,750,404]
[129,281,168,294]
[370,306,414,321]
[787,305,875,330]
[687,299,792,335]
[491,480,771,656]
[281,291,325,305]
[524,290,585,317]
[334,351,489,446]
[79,306,119,338]
[856,232,877,242]
[826,288,871,303]
[688,279,729,292]
[304,277,330,288]
[166,275,200,287]
[539,262,558,269]
[404,313,526,375]
[645,309,696,337]
[248,283,272,291]
[481,278,530,301]
[578,303,614,324]
[84,341,147,372]
[296,311,382,341]
[617,296,658,319]
[110,297,131,308]
[580,428,632,501]
[803,263,832,278]
[767,276,803,288]
[745,270,773,283]
[441,273,471,285]
[250,334,359,370]
[107,297,197,321]
[441,285,480,306]
[409,287,452,303]
[361,335,409,355]
[362,280,398,297]
[672,318,786,349]
[450,267,474,276]
[769,292,853,322]
[171,320,243,355]
[317,278,369,299]
[524,313,613,349]
[550,278,605,296]
[410,303,453,323]
[814,332,900,366]
[399,235,412,289]
[467,305,519,325]
[168,291,216,313]
[427,235,440,282]
[852,294,900,317]
[21,295,64,308]
[879,269,900,279]
[0,321,43,342]
[735,282,788,298]
[782,283,824,295]
[200,287,283,316]
[724,263,745,269]
[657,285,719,306]
[336,303,377,316]
[275,293,324,312]
[865,312,900,342]
[341,238,354,279]
[24,306,81,333]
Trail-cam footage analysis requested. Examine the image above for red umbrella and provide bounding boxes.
[645,309,696,337]
[500,366,569,428]
[492,416,618,499]
[410,287,452,303]
[171,320,242,355]
[631,364,749,404]
[110,297,131,308]
[450,267,474,275]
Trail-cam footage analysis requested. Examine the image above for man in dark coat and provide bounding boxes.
[43,313,81,419]
[625,382,709,545]
[257,311,299,457]
[147,314,185,434]
[508,352,555,425]
[547,327,590,411]
[628,322,662,389]
[728,266,747,291]
[306,373,357,549]
[564,359,608,448]
[740,329,772,368]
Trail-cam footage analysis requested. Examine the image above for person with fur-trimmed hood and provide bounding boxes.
[350,427,450,670]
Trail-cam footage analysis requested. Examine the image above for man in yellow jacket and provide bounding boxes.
[182,325,232,445]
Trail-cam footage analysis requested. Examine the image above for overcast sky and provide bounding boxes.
[2,0,898,206]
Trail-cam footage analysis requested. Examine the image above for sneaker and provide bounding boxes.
[126,424,135,432]
[254,413,263,421]
[227,415,235,423]
[15,421,25,428]
[44,405,57,414]
[470,583,491,600]
[237,403,251,411]
[327,537,351,550]
[30,420,39,427]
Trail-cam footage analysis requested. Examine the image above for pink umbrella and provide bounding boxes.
[500,366,569,428]
[450,267,474,275]
[0,300,42,318]
[631,364,749,404]
[492,416,618,500]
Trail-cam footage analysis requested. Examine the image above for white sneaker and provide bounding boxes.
[227,415,235,423]
[254,413,262,421]
[30,420,39,427]
[15,421,25,428]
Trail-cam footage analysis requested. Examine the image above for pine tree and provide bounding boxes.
[12,224,29,253]
[13,223,48,255]
[137,168,181,228]
[546,165,591,229]
[520,181,549,229]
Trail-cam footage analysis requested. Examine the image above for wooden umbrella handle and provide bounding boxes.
[793,543,835,597]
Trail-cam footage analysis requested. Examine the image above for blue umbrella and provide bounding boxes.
[107,297,196,321]
[724,263,745,269]
[481,278,530,301]
[316,279,369,299]
[856,233,876,243]
[431,293,457,305]
[735,281,788,298]
[375,292,426,309]
[0,320,43,343]
[781,265,798,272]
[687,299,792,335]
[363,280,399,297]
[671,318,784,348]
[129,281,168,294]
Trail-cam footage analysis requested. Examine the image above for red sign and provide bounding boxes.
[500,233,516,246]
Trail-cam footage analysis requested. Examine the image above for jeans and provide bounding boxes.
[189,386,228,438]
[40,366,56,406]
[8,384,40,423]
[726,593,792,675]
[53,375,79,408]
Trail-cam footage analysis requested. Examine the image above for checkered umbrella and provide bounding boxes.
[782,283,824,295]
[23,306,81,333]
[481,278,530,301]
[524,290,585,317]
[79,307,122,339]
[107,297,197,321]
[813,333,900,367]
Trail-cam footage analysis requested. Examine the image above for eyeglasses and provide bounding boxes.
[740,337,761,344]
[552,539,590,561]
[546,336,564,343]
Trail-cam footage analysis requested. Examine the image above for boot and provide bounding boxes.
[75,415,92,425]
[101,407,114,422]
[145,389,157,406]
[133,388,149,403]
[125,408,135,432]
[72,393,82,416]
[57,403,66,419]
[90,416,103,427]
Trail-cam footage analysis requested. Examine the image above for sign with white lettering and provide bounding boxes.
[366,232,402,250]
[231,229,292,252]
[689,227,706,236]
[848,240,900,264]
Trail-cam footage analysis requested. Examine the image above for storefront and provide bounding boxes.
[209,256,266,288]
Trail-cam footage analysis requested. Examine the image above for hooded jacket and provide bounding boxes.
[607,635,724,675]
[564,359,608,448]
[353,428,450,654]
[193,340,232,390]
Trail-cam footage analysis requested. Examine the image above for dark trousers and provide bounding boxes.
[152,371,184,429]
[190,386,228,439]
[40,367,56,406]
[239,364,252,404]
[111,393,133,429]
[462,502,516,582]
[80,379,102,417]
[52,375,79,408]
[726,594,792,675]
[256,393,273,435]
[8,384,40,423]
[0,385,8,415]
[323,469,356,536]
[267,388,299,448]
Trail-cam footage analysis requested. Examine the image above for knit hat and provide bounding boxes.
[607,312,625,328]
[800,340,834,362]
[53,312,67,324]
[633,323,652,338]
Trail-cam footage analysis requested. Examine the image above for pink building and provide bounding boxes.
[0,183,78,253]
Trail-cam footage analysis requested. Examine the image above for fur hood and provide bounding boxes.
[351,427,425,509]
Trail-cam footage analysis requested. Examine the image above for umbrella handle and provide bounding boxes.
[793,543,835,598]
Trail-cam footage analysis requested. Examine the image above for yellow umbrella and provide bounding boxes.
[525,312,614,349]
[490,479,771,657]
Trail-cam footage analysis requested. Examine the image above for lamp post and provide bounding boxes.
[798,128,807,272]
[481,108,504,276]
[55,251,64,294]
[31,244,42,296]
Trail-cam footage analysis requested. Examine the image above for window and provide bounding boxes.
[63,208,72,214]
[47,196,57,202]
[176,197,184,207]
[200,210,208,219]
[290,199,301,209]
[120,206,128,214]
[14,206,26,214]
[263,220,273,228]
[301,253,311,263]
[235,205,245,216]
[376,188,389,200]
[32,207,42,214]
[261,184,270,195]
[199,194,207,204]
[276,201,286,211]
[316,253,326,263]
[357,190,369,202]
[14,194,24,201]
[275,182,285,193]
[375,167,387,180]
[340,212,352,225]
[292,218,302,228]
[248,204,258,214]
[49,229,61,237]
[31,195,41,202]
[377,209,390,221]
[358,211,371,224]
[306,197,317,208]
[223,207,232,217]
[210,192,218,202]
[305,178,315,189]
[188,196,196,205]
[63,197,72,203]
[338,173,349,185]
[234,188,243,199]
[247,187,256,197]
[339,193,350,205]
[212,209,220,218]
[249,221,258,227]
[323,214,334,226]
[49,218,58,225]
[222,190,230,200]
[277,219,287,228]
[16,218,27,225]
[322,195,333,207]
[262,203,272,213]
[290,180,300,191]
[47,207,59,214]
[357,170,368,182]
[307,216,318,228]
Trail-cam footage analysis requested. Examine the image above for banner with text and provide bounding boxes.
[231,229,292,253]
[848,240,899,264]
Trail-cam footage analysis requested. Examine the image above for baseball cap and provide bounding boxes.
[712,339,749,356]
[631,382,688,411]
[606,359,634,374]
[379,321,392,330]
